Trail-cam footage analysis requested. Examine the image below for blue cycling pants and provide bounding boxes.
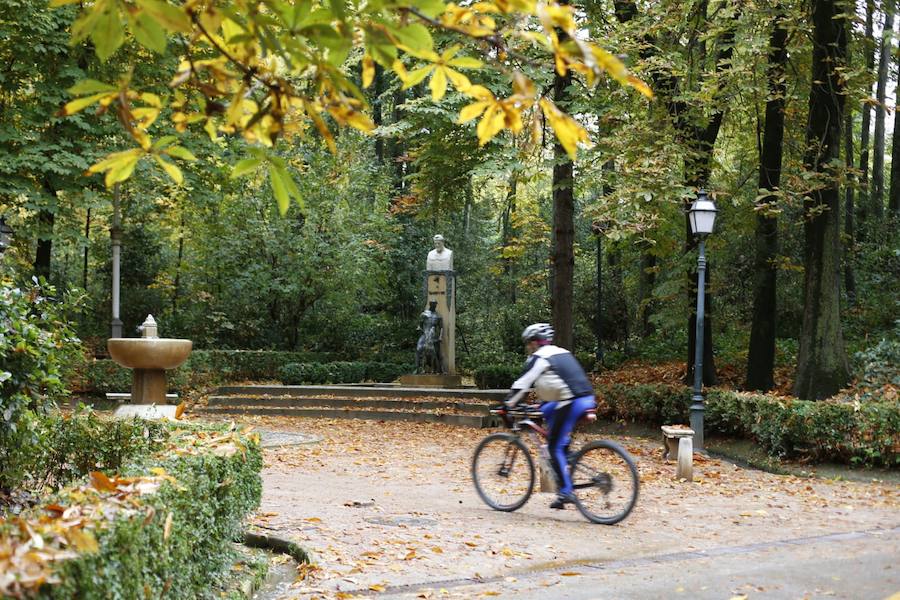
[540,395,596,495]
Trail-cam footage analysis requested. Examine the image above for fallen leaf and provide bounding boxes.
[163,512,173,540]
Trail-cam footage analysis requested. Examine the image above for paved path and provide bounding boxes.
[204,415,900,599]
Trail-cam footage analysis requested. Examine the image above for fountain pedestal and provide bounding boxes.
[107,315,192,420]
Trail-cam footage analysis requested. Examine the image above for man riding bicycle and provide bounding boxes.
[501,323,597,510]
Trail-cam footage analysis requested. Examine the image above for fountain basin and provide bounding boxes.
[107,338,192,370]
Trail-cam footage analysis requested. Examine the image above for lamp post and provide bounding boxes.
[0,217,12,255]
[688,190,717,452]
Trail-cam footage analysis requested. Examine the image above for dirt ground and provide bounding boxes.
[200,415,899,599]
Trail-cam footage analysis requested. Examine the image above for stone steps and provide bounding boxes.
[195,385,506,428]
[214,385,507,401]
[206,395,491,413]
[199,405,497,428]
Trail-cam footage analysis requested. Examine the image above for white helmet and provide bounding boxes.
[521,323,554,343]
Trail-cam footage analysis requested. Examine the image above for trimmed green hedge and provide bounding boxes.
[277,361,411,384]
[1,418,262,599]
[473,364,521,389]
[596,383,900,467]
[73,351,410,394]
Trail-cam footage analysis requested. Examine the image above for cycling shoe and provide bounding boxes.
[549,492,576,509]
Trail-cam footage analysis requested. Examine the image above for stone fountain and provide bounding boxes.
[107,315,192,420]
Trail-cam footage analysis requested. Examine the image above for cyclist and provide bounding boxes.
[501,323,596,509]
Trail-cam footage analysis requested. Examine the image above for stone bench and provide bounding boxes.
[661,425,694,461]
[661,425,695,481]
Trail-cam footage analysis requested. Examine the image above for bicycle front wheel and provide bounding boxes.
[570,440,639,525]
[471,433,535,512]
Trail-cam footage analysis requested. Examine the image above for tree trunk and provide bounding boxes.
[82,208,91,290]
[680,5,736,388]
[172,213,185,313]
[551,66,575,350]
[844,93,857,305]
[501,172,518,303]
[34,209,54,280]
[373,63,385,165]
[858,0,875,236]
[889,43,900,218]
[388,87,406,194]
[637,247,656,337]
[794,0,851,400]
[746,12,788,392]
[872,3,894,222]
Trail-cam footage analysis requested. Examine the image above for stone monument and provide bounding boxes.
[400,234,461,387]
[415,300,444,374]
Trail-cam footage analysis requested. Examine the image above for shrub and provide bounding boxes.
[474,364,521,389]
[574,351,596,372]
[0,419,262,599]
[853,324,900,399]
[363,362,412,383]
[277,361,370,384]
[1,279,82,490]
[35,407,169,489]
[596,383,900,467]
[71,350,353,395]
[595,383,690,424]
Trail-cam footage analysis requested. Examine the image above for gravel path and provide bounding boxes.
[200,415,900,599]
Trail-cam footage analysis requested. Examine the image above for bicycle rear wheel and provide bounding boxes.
[570,440,639,525]
[471,433,535,512]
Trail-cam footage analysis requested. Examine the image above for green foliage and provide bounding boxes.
[72,350,353,395]
[37,408,168,489]
[1,419,262,599]
[852,323,900,397]
[73,359,133,395]
[595,383,691,424]
[473,364,521,389]
[276,360,414,385]
[0,279,82,489]
[278,361,368,385]
[596,384,900,467]
[362,362,413,383]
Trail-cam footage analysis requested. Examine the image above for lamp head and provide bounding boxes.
[689,190,718,237]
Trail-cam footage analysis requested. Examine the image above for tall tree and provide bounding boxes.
[746,9,789,392]
[890,40,900,217]
[858,0,876,235]
[871,1,895,221]
[551,64,575,350]
[794,0,851,400]
[844,47,857,305]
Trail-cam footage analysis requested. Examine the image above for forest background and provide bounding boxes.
[0,0,898,404]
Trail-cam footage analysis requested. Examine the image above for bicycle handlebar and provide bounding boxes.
[489,404,543,428]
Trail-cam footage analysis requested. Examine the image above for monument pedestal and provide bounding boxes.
[424,269,456,375]
[399,374,463,388]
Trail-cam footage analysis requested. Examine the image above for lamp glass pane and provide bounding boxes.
[695,211,715,234]
[689,210,700,235]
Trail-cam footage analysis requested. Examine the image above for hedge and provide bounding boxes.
[72,351,411,395]
[474,364,521,389]
[0,418,262,598]
[277,361,411,384]
[596,383,900,467]
[472,357,595,389]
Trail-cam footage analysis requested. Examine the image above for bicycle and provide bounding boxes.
[471,404,639,525]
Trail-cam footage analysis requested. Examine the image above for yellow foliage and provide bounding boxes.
[55,0,653,194]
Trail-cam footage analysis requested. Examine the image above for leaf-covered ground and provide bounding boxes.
[194,414,899,599]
